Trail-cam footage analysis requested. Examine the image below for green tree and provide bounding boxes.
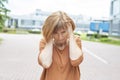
[0,0,10,32]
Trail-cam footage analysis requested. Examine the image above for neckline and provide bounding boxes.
[53,44,68,52]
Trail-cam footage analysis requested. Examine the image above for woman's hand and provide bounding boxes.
[67,23,74,38]
[68,23,83,60]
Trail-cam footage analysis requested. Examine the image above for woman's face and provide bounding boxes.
[52,28,69,46]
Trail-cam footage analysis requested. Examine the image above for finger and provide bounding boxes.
[67,23,73,34]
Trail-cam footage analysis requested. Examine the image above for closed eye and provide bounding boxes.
[61,31,66,33]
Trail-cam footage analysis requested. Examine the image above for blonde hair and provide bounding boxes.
[42,11,76,42]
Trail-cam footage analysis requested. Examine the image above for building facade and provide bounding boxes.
[110,0,120,37]
[5,9,50,29]
[5,9,90,32]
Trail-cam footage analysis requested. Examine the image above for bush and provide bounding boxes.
[28,29,41,34]
[0,26,2,32]
[74,32,81,36]
[99,38,111,42]
[87,33,108,39]
[2,28,16,33]
[16,29,29,34]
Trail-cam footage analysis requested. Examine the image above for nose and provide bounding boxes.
[58,34,63,40]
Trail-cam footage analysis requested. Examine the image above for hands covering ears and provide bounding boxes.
[39,23,83,68]
[67,23,83,60]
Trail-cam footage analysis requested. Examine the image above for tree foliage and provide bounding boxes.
[0,0,10,31]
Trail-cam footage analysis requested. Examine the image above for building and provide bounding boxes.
[110,0,120,37]
[70,15,90,32]
[5,9,50,29]
[90,20,110,33]
[5,9,90,32]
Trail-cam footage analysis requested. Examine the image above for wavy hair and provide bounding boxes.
[42,11,76,42]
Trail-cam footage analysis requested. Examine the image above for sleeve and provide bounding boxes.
[70,36,84,66]
[38,39,46,66]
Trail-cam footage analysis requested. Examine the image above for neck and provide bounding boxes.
[54,41,68,50]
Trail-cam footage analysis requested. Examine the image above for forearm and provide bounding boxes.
[38,40,53,68]
[70,54,83,66]
[69,35,83,60]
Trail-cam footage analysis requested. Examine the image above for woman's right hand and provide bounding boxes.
[67,23,73,37]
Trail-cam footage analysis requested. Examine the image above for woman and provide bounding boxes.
[38,11,83,80]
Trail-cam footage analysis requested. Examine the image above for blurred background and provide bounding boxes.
[0,0,120,80]
[1,0,120,43]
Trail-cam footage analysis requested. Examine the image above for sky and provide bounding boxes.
[6,0,111,19]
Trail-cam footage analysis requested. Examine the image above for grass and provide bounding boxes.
[99,38,120,45]
[16,29,29,34]
[2,28,30,34]
[2,28,41,34]
[80,33,120,46]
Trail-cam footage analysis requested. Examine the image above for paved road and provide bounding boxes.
[0,33,42,80]
[81,40,120,80]
[0,33,120,80]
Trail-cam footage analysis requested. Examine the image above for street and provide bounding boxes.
[0,33,120,80]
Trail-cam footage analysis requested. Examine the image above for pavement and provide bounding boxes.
[81,40,120,80]
[0,33,42,80]
[0,33,120,80]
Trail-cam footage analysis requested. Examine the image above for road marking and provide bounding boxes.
[83,47,108,64]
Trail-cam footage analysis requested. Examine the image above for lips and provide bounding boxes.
[59,40,64,42]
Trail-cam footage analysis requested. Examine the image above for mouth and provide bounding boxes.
[54,40,64,44]
[58,40,65,43]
